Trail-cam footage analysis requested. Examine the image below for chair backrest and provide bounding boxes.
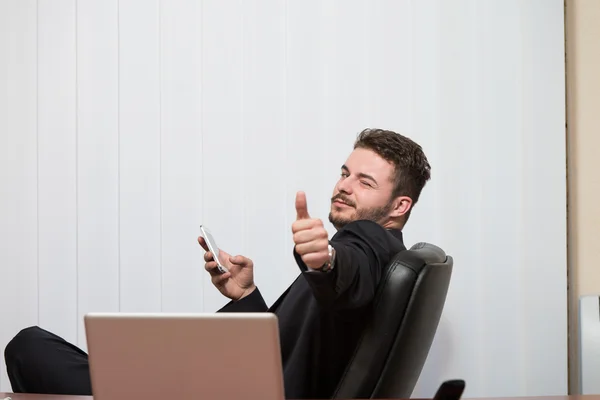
[331,242,454,399]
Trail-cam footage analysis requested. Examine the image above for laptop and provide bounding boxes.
[84,312,285,400]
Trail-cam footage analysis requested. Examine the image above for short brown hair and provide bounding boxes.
[354,128,431,218]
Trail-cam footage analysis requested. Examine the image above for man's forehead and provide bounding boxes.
[344,148,393,172]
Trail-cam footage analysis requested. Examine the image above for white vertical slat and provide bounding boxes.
[366,0,430,246]
[411,0,486,395]
[321,0,371,181]
[118,0,162,312]
[0,2,7,390]
[418,0,526,396]
[76,0,120,349]
[476,0,527,395]
[406,0,442,247]
[200,0,246,312]
[285,1,333,247]
[518,0,568,394]
[241,0,288,306]
[318,0,374,243]
[0,0,38,392]
[159,0,204,312]
[366,0,413,132]
[37,0,78,343]
[414,0,565,397]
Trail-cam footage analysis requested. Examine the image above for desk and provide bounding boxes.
[1,396,599,400]
[0,395,91,400]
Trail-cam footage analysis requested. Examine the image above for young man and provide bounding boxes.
[4,128,431,399]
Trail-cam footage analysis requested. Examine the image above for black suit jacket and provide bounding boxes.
[218,220,406,399]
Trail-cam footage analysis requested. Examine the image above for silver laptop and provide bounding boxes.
[84,312,285,400]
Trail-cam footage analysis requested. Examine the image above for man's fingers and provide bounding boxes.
[294,239,330,256]
[295,191,310,220]
[301,251,330,266]
[291,218,322,234]
[204,260,225,276]
[204,260,217,272]
[204,251,214,262]
[198,236,209,252]
[229,255,251,267]
[212,271,231,286]
[293,228,328,245]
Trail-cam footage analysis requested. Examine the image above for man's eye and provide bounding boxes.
[361,181,372,187]
[340,173,349,178]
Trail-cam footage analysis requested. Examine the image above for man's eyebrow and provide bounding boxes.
[358,172,378,185]
[341,165,378,185]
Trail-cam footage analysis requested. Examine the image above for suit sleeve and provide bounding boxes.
[294,220,395,310]
[217,287,269,313]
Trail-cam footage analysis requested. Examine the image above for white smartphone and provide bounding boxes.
[199,225,229,274]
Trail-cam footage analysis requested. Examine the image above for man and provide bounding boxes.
[4,128,431,399]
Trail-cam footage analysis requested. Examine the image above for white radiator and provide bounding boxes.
[580,295,600,394]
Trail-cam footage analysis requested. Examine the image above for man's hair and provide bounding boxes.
[354,128,431,219]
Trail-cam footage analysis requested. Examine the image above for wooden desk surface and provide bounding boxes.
[2,395,599,400]
[0,395,91,400]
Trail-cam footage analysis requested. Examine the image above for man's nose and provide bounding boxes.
[337,177,353,194]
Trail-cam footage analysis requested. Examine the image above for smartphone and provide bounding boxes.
[199,225,228,274]
[432,380,466,400]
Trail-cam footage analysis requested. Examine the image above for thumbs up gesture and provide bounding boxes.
[292,191,331,270]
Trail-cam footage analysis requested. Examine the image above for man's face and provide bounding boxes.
[328,148,399,230]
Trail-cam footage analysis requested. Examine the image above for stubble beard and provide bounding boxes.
[328,202,393,230]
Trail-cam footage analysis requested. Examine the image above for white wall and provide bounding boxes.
[0,0,567,397]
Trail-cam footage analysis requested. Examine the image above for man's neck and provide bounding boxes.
[381,219,402,230]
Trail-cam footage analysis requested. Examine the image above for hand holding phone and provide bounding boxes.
[198,225,257,301]
[199,225,228,274]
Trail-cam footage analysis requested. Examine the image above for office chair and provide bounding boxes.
[331,242,454,399]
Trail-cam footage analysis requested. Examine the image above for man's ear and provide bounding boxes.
[389,195,412,218]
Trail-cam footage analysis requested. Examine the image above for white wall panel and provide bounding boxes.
[409,0,481,393]
[517,0,568,393]
[323,0,370,138]
[406,0,442,247]
[0,0,39,390]
[321,0,372,215]
[159,0,204,313]
[367,1,414,131]
[75,0,120,349]
[0,0,568,397]
[118,0,162,312]
[241,0,288,307]
[469,0,527,394]
[411,0,568,397]
[200,0,246,312]
[285,1,332,248]
[37,0,78,343]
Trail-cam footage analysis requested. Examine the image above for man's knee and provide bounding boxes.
[5,326,46,362]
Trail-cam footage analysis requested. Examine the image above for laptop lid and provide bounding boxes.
[84,312,285,400]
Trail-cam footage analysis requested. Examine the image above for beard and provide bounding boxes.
[328,193,393,230]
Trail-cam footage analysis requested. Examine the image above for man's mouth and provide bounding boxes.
[333,199,352,207]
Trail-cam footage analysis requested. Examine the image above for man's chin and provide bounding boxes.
[328,212,353,230]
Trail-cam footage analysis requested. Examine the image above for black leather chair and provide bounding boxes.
[331,242,454,399]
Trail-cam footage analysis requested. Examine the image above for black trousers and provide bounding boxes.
[4,326,92,395]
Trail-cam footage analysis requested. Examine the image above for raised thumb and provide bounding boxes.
[295,191,310,220]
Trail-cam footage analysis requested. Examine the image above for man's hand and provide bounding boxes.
[198,237,256,301]
[292,191,330,270]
